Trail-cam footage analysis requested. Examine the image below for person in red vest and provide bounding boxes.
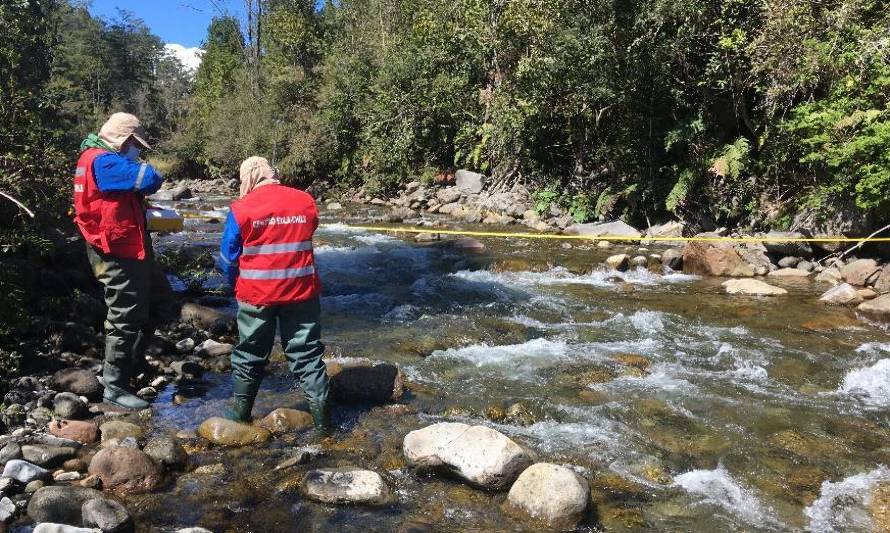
[74,112,176,410]
[217,156,330,434]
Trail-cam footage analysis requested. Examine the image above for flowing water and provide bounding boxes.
[134,198,890,532]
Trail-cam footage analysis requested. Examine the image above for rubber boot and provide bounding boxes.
[102,335,150,410]
[225,379,258,423]
[308,400,331,438]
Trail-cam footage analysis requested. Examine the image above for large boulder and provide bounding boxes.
[819,283,864,305]
[180,303,234,333]
[661,248,684,270]
[736,244,773,275]
[816,267,843,285]
[300,468,391,506]
[605,254,630,272]
[567,221,641,241]
[48,420,99,445]
[682,242,754,277]
[257,408,314,434]
[644,221,684,239]
[27,486,103,524]
[455,170,486,194]
[761,231,813,258]
[3,459,50,483]
[402,422,533,490]
[52,369,102,401]
[857,294,890,322]
[722,279,788,296]
[81,497,133,533]
[326,358,404,404]
[506,463,589,527]
[197,417,271,447]
[88,447,163,495]
[150,185,192,202]
[841,259,881,286]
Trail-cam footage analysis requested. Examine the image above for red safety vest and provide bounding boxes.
[73,148,147,260]
[231,183,321,306]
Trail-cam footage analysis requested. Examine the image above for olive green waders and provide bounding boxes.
[86,233,177,409]
[228,297,330,433]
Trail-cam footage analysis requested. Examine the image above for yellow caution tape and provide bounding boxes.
[323,224,890,243]
[176,212,889,243]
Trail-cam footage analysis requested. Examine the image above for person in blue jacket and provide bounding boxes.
[74,112,177,410]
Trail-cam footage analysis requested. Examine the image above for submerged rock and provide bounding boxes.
[722,279,788,296]
[326,358,404,404]
[870,481,890,532]
[143,437,188,471]
[402,422,533,490]
[88,447,163,495]
[301,468,391,505]
[257,408,313,434]
[81,497,133,533]
[27,485,103,524]
[506,463,589,527]
[819,283,864,305]
[197,417,271,447]
[99,421,144,443]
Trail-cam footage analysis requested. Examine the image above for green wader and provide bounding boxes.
[229,297,330,431]
[86,232,178,409]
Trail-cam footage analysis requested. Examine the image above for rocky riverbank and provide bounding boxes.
[334,170,890,326]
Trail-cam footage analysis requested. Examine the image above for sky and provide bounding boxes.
[86,0,245,48]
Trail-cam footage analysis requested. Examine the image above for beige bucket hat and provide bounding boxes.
[98,112,151,151]
[239,156,280,198]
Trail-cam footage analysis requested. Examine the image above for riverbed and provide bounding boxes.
[137,197,890,532]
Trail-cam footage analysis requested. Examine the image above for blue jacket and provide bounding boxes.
[217,211,242,287]
[93,153,164,195]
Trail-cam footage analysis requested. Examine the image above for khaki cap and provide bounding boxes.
[98,112,151,151]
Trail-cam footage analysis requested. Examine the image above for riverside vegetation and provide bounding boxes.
[2,0,890,532]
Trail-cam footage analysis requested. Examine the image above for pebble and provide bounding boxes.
[0,496,16,523]
[506,463,590,526]
[150,376,169,388]
[25,480,45,493]
[33,523,98,533]
[0,442,23,464]
[53,392,88,420]
[99,421,144,443]
[137,387,158,400]
[175,338,196,353]
[53,471,82,482]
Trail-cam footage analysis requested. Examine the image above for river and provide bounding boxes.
[133,195,890,532]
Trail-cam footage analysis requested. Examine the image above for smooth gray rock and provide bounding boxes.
[27,485,103,524]
[820,283,864,305]
[761,231,813,258]
[0,442,22,465]
[22,445,76,468]
[54,392,88,420]
[2,459,50,483]
[82,497,133,533]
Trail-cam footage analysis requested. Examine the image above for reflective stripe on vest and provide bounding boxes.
[241,240,313,256]
[239,265,317,280]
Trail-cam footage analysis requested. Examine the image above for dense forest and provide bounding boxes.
[0,0,888,366]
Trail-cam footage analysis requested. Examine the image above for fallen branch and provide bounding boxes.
[821,223,890,265]
[0,190,35,218]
